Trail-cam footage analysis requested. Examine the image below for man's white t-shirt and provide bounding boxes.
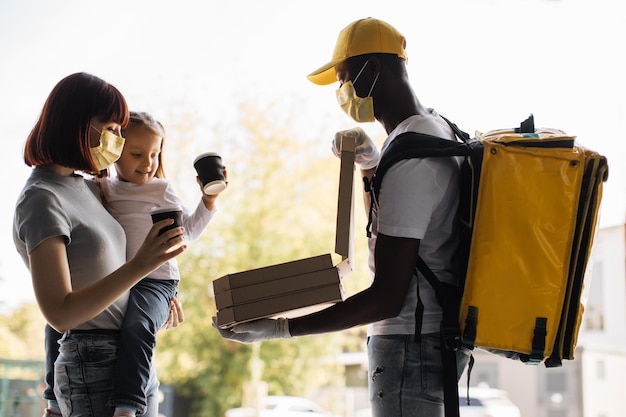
[368,110,462,336]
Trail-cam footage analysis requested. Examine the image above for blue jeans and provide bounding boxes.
[44,324,63,401]
[54,332,159,417]
[44,279,176,415]
[110,279,178,413]
[367,334,471,417]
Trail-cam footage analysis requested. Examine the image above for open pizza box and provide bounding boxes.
[214,137,357,328]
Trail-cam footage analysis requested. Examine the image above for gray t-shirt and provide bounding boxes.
[13,167,128,330]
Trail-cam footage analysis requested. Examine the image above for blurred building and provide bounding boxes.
[0,359,44,417]
[446,221,626,417]
[326,220,626,417]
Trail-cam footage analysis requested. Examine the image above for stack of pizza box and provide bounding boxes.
[214,137,356,328]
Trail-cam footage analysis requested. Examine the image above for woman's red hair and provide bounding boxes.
[24,72,129,174]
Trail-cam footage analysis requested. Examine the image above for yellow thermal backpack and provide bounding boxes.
[367,114,608,417]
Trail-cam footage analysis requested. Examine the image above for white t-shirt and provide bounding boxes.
[368,110,462,336]
[99,177,216,281]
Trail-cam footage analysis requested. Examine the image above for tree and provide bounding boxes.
[0,97,375,417]
[0,303,46,360]
[154,99,367,417]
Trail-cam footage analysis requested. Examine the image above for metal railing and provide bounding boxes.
[0,359,45,417]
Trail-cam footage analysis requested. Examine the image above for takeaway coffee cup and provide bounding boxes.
[150,204,183,236]
[193,152,226,195]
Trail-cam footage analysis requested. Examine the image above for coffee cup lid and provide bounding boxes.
[194,152,221,165]
[150,204,182,215]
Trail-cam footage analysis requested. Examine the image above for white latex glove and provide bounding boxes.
[212,317,291,344]
[332,127,380,170]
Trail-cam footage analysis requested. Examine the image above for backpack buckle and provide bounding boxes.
[441,325,462,352]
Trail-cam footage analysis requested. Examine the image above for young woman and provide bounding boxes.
[13,72,186,417]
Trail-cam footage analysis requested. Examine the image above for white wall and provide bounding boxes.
[579,223,626,346]
[580,345,626,417]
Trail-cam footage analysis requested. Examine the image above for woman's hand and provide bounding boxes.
[129,219,187,279]
[30,220,187,332]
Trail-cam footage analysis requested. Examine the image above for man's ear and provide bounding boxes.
[366,56,382,78]
[364,56,382,100]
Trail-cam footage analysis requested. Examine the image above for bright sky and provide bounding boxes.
[1,0,624,312]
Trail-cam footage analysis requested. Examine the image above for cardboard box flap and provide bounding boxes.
[334,135,355,260]
[213,136,357,327]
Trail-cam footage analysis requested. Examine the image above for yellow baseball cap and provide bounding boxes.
[307,17,408,86]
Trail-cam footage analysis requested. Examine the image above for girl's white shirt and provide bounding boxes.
[99,177,216,281]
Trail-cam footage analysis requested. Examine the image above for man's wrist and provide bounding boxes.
[361,166,377,178]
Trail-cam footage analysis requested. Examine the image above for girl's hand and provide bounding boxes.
[198,165,228,211]
[162,297,185,330]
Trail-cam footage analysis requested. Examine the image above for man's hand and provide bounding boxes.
[212,317,291,344]
[332,127,380,170]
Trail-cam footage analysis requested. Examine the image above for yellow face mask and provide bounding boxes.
[335,60,379,123]
[89,126,126,171]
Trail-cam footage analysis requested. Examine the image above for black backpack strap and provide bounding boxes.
[414,289,424,342]
[367,126,472,417]
[372,132,471,197]
[439,115,472,143]
[366,132,471,237]
[415,258,462,350]
[416,257,462,417]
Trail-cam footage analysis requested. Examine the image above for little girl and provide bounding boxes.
[45,111,227,417]
[103,111,226,416]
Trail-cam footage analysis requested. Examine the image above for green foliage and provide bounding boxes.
[0,98,374,417]
[155,99,365,417]
[0,303,46,360]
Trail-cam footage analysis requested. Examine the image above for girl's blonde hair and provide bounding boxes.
[123,111,167,178]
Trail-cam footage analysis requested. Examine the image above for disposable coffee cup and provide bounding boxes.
[150,205,183,236]
[193,152,226,195]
